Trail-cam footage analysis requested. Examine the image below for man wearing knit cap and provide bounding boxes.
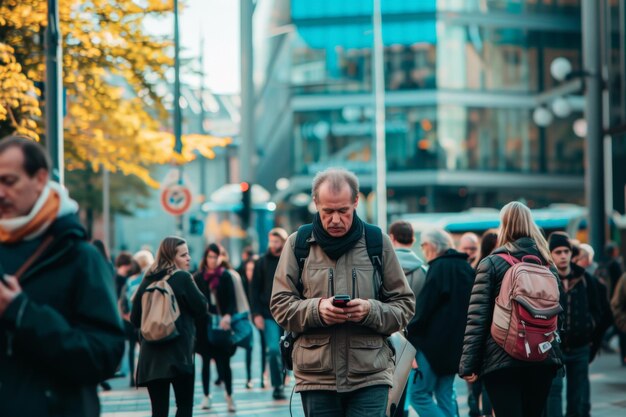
[251,227,289,399]
[545,232,600,417]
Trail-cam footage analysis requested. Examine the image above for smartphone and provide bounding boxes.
[332,294,351,307]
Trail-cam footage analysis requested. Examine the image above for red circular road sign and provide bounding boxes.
[161,184,192,216]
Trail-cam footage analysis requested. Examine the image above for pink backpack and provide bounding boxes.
[491,254,562,361]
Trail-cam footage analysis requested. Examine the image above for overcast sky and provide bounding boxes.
[145,0,240,94]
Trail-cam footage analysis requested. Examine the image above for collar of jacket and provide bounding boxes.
[429,248,467,265]
[560,262,586,280]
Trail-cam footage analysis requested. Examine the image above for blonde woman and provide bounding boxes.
[130,236,207,417]
[459,202,562,417]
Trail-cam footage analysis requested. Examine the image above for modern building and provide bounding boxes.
[249,0,626,228]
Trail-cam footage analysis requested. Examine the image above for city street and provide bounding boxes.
[100,335,626,417]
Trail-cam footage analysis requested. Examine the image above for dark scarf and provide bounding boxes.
[312,212,364,260]
[203,266,224,291]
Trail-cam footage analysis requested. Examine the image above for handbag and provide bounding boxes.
[386,331,416,417]
[207,314,234,348]
[207,288,234,348]
[230,312,253,347]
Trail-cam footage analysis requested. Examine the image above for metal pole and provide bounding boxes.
[239,0,254,183]
[174,0,184,236]
[199,35,207,199]
[45,0,63,184]
[102,166,110,251]
[372,0,387,230]
[582,0,606,259]
[174,0,183,155]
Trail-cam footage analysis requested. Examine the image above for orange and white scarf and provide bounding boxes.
[0,182,78,243]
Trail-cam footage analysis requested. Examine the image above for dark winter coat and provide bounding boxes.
[459,238,563,378]
[193,269,237,356]
[0,214,125,417]
[251,252,280,319]
[558,263,601,350]
[131,269,207,385]
[407,249,474,376]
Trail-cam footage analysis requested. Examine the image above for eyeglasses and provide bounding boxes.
[206,255,219,260]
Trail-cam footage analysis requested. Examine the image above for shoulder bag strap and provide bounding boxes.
[14,235,55,281]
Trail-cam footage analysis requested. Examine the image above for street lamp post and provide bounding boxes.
[45,0,63,184]
[582,0,606,260]
[174,0,184,236]
[372,0,387,230]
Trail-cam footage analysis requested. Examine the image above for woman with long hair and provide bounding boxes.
[459,202,562,417]
[130,236,207,417]
[194,243,238,412]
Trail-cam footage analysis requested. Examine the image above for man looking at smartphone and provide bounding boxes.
[270,167,414,417]
[0,136,124,417]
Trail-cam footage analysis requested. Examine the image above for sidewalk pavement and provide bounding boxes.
[100,346,626,417]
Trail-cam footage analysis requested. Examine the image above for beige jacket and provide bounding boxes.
[270,230,415,393]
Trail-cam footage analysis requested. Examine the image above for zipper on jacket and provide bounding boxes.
[352,268,357,299]
[328,269,335,297]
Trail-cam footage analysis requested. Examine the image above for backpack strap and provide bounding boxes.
[292,223,385,300]
[364,223,384,300]
[495,253,521,266]
[294,224,313,296]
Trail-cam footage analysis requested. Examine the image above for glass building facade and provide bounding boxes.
[254,0,599,219]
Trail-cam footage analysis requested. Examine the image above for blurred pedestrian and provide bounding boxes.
[114,251,134,299]
[242,254,263,388]
[467,229,498,417]
[117,258,141,386]
[0,136,125,417]
[252,227,290,400]
[193,243,238,412]
[458,232,480,265]
[389,220,426,417]
[544,232,601,417]
[460,202,562,417]
[131,236,207,417]
[407,228,474,417]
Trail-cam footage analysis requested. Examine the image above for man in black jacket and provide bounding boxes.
[0,136,125,417]
[545,232,600,417]
[252,227,289,400]
[407,228,474,417]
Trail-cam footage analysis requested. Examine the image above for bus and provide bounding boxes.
[395,204,588,256]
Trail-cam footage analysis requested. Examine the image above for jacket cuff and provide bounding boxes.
[361,299,379,328]
[310,298,326,328]
[2,293,28,329]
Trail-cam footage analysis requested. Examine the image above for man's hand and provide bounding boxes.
[319,298,349,325]
[463,373,478,383]
[253,315,265,331]
[0,275,22,317]
[343,298,371,323]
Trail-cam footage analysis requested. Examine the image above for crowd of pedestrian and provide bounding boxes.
[2,139,626,417]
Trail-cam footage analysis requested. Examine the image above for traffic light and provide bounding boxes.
[240,182,251,228]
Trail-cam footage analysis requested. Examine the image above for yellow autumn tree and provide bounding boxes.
[0,0,230,188]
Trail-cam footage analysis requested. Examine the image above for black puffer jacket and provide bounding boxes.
[459,238,563,377]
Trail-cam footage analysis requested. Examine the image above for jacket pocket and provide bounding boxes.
[295,334,333,372]
[348,336,390,374]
